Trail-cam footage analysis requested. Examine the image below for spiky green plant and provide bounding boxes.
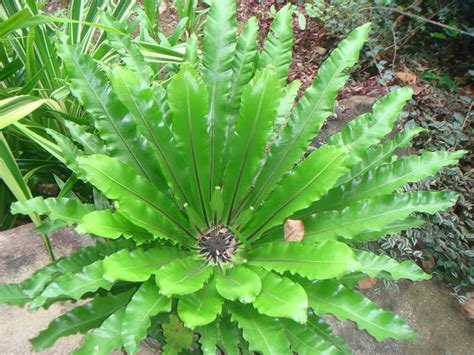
[0,1,466,354]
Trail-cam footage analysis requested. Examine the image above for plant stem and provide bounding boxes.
[40,233,55,261]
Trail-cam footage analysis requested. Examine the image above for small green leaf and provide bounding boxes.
[217,315,240,355]
[251,267,308,323]
[11,196,94,225]
[215,265,261,303]
[155,257,214,296]
[177,278,223,329]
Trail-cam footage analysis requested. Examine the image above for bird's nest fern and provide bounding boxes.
[0,1,466,354]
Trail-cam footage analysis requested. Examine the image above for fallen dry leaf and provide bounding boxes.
[396,71,417,85]
[284,219,305,242]
[461,293,474,319]
[314,46,327,55]
[358,278,378,290]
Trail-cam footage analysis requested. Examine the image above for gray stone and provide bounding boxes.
[314,95,378,146]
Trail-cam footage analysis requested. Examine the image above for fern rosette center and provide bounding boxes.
[198,225,238,264]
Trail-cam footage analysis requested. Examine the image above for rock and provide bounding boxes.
[313,95,378,146]
[324,280,474,354]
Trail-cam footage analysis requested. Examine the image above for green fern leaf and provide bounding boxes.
[355,250,430,281]
[303,191,459,240]
[30,289,134,352]
[228,302,291,354]
[258,4,293,85]
[177,277,223,329]
[247,241,359,280]
[215,265,262,303]
[103,247,189,282]
[251,267,308,323]
[122,279,171,355]
[73,308,125,355]
[302,279,416,342]
[155,257,214,296]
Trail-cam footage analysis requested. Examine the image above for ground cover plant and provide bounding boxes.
[0,0,467,353]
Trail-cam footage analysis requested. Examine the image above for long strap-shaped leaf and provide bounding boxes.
[20,240,131,299]
[78,154,194,244]
[31,260,113,309]
[100,13,154,83]
[301,279,416,341]
[242,146,347,238]
[281,316,351,355]
[77,209,152,244]
[122,279,171,355]
[57,42,164,187]
[302,191,459,240]
[244,23,371,209]
[227,17,259,117]
[103,246,190,282]
[221,17,259,172]
[247,240,359,280]
[228,302,291,354]
[223,68,282,223]
[337,127,425,185]
[257,4,293,85]
[328,87,413,165]
[11,196,94,225]
[0,284,30,307]
[355,250,429,281]
[202,0,236,193]
[30,289,135,352]
[306,150,465,213]
[351,217,425,243]
[168,64,211,225]
[73,308,125,355]
[109,66,202,221]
